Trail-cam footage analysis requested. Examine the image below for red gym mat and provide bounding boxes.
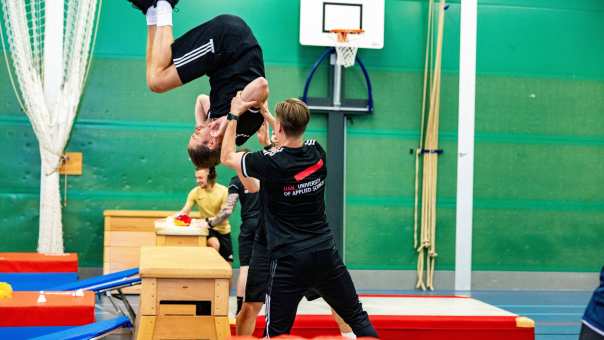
[0,291,95,326]
[232,295,535,340]
[0,253,78,273]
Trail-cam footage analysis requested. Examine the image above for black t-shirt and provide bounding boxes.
[228,176,261,223]
[242,140,335,258]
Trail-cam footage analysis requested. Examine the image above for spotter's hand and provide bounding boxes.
[230,92,257,116]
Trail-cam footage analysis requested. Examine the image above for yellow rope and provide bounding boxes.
[414,0,434,250]
[416,0,446,291]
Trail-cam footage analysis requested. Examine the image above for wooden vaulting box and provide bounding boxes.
[155,222,209,247]
[136,246,232,340]
[103,210,201,293]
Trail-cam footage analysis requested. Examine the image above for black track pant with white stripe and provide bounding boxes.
[264,247,378,338]
[580,323,604,340]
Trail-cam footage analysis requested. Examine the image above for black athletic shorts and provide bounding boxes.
[208,229,233,262]
[238,219,259,266]
[244,242,330,304]
[265,247,378,338]
[171,14,265,146]
[245,240,270,302]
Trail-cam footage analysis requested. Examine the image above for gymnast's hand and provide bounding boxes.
[230,92,257,116]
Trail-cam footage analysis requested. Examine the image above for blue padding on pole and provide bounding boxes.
[301,47,374,113]
[356,56,374,112]
[29,316,131,340]
[0,273,78,291]
[49,268,139,292]
[0,326,71,340]
[302,47,334,104]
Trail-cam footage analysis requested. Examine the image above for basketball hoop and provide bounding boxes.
[329,28,364,68]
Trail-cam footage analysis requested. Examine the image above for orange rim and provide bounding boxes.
[329,28,364,43]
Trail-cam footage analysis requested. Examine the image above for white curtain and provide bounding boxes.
[0,0,101,253]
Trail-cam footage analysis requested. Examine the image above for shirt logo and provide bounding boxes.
[294,159,324,182]
[283,177,324,197]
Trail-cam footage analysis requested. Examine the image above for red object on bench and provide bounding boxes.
[0,291,95,326]
[0,253,78,273]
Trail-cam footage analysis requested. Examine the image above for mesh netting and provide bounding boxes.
[335,44,359,68]
[0,0,102,253]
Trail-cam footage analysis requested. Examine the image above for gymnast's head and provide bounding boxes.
[188,127,221,168]
[274,98,310,140]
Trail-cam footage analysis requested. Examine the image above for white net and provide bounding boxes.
[0,0,102,254]
[335,44,358,68]
[331,30,363,68]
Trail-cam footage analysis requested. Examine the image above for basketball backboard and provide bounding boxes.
[299,0,385,49]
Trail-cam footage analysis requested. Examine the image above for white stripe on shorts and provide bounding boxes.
[174,39,215,67]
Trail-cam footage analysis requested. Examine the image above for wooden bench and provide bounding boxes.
[136,246,231,340]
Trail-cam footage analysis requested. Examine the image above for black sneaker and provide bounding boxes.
[127,0,156,15]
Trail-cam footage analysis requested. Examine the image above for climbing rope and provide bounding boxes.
[415,0,446,291]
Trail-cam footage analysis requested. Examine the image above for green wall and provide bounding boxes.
[1,0,603,273]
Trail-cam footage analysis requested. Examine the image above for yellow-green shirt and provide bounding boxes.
[183,184,231,235]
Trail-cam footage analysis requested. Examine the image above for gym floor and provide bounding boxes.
[97,290,590,340]
[470,290,589,340]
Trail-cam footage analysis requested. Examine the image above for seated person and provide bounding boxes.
[177,167,234,262]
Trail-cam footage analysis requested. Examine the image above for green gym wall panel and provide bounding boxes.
[474,143,604,202]
[340,72,460,133]
[345,205,456,270]
[475,77,604,137]
[346,137,458,198]
[0,123,38,192]
[0,195,38,251]
[472,208,604,272]
[476,1,604,78]
[473,73,604,271]
[480,0,604,11]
